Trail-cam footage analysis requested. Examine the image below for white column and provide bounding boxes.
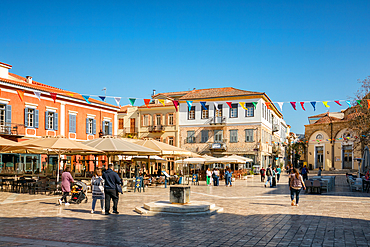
[114,112,118,136]
[60,103,65,137]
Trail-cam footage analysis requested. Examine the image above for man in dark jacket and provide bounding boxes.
[102,164,122,215]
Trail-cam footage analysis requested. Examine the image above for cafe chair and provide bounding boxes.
[312,180,321,194]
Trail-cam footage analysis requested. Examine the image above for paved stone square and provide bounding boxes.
[0,173,369,246]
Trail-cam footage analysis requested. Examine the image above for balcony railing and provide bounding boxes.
[149,125,163,132]
[0,123,25,136]
[209,117,226,125]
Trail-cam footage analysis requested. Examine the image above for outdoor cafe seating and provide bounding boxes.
[305,175,335,194]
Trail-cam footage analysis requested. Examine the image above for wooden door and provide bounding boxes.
[130,118,135,133]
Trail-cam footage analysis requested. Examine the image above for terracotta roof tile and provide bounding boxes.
[343,112,364,121]
[314,116,341,124]
[179,87,263,100]
[138,102,176,108]
[153,91,190,98]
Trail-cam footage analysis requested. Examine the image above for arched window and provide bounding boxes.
[316,134,323,140]
[343,132,351,138]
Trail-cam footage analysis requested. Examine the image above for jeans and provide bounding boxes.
[290,188,302,204]
[214,176,219,186]
[105,189,119,213]
[228,177,232,186]
[302,173,308,181]
[92,198,104,211]
[277,173,280,182]
[261,175,265,182]
[60,192,69,203]
[265,176,272,187]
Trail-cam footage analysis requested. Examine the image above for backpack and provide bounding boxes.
[266,168,272,176]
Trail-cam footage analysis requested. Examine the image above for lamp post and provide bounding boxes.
[326,113,335,169]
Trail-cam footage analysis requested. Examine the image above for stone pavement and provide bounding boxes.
[0,173,369,246]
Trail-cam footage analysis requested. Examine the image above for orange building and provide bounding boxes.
[0,61,119,175]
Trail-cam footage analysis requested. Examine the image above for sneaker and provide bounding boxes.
[91,210,94,214]
[58,199,62,205]
[264,184,266,187]
[291,200,295,206]
[102,208,105,213]
[65,203,70,206]
[296,204,299,207]
[112,211,119,214]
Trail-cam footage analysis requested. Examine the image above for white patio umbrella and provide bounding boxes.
[224,155,253,163]
[361,146,370,174]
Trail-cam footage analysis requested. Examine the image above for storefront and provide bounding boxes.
[0,153,41,174]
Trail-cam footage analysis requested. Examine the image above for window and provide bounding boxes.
[143,115,149,126]
[201,130,209,143]
[215,104,223,117]
[45,111,58,130]
[0,104,11,132]
[230,104,238,118]
[245,103,254,117]
[69,114,76,133]
[214,130,223,142]
[118,119,124,129]
[245,129,254,142]
[168,114,174,125]
[201,105,209,119]
[86,118,96,135]
[187,131,195,143]
[156,115,161,126]
[102,121,112,135]
[188,106,195,120]
[24,107,39,128]
[0,105,5,125]
[316,134,323,140]
[168,137,174,146]
[230,130,238,143]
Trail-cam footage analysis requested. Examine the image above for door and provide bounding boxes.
[130,118,135,133]
[342,145,353,169]
[315,146,323,169]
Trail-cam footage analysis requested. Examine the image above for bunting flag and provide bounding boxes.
[17,90,24,101]
[252,102,258,109]
[213,102,219,110]
[33,91,41,100]
[346,100,351,108]
[50,93,57,103]
[335,100,342,106]
[276,102,283,111]
[99,96,106,102]
[322,101,330,108]
[290,102,297,110]
[158,99,165,106]
[173,100,179,111]
[144,99,151,108]
[367,99,370,109]
[265,102,272,110]
[226,102,232,108]
[200,101,207,110]
[300,102,305,111]
[356,100,363,107]
[310,102,316,111]
[187,101,193,111]
[129,98,136,106]
[239,102,248,111]
[114,97,121,106]
[82,95,90,104]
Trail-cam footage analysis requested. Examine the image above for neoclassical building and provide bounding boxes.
[305,108,361,170]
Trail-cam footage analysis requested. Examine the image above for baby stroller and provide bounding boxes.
[68,180,88,204]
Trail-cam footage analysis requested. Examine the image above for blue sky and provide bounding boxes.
[1,0,369,133]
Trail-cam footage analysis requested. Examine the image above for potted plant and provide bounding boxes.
[231,173,236,182]
[248,169,254,178]
[242,172,248,180]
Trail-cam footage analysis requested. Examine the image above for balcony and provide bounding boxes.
[209,117,226,125]
[272,123,279,133]
[149,125,164,132]
[0,123,25,137]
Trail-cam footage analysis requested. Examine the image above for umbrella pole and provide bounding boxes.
[56,153,61,192]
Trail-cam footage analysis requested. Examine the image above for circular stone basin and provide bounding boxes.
[144,201,216,213]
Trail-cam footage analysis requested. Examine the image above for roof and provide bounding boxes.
[0,73,119,109]
[153,90,190,99]
[179,87,263,100]
[0,62,12,68]
[314,115,342,124]
[118,105,130,113]
[138,102,175,109]
[343,112,363,121]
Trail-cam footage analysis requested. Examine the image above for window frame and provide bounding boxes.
[245,103,254,117]
[201,105,209,119]
[201,130,209,143]
[168,113,174,125]
[245,129,254,142]
[188,106,195,120]
[229,104,238,118]
[187,131,195,143]
[229,129,238,143]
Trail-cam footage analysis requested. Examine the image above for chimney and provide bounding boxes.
[152,89,156,96]
[26,76,32,84]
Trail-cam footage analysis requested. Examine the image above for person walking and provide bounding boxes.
[264,165,273,188]
[213,169,220,186]
[102,164,122,215]
[276,166,281,183]
[224,168,230,186]
[227,168,233,187]
[206,168,212,186]
[290,168,306,206]
[317,167,322,176]
[58,167,74,206]
[260,167,266,182]
[91,169,105,214]
[301,165,309,181]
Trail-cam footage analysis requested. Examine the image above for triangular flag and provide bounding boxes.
[129,98,136,106]
[335,100,342,106]
[82,95,90,104]
[187,101,193,111]
[67,93,74,97]
[158,99,165,106]
[346,100,351,108]
[99,96,106,102]
[226,102,232,108]
[50,93,57,103]
[239,102,248,110]
[173,100,179,111]
[322,101,330,108]
[144,99,151,108]
[252,102,258,109]
[213,102,218,110]
[114,97,121,106]
[265,102,272,110]
[17,90,24,101]
[310,102,316,111]
[300,102,305,111]
[34,91,41,100]
[367,99,370,109]
[290,102,297,110]
[276,102,283,111]
[200,102,207,110]
[356,100,363,107]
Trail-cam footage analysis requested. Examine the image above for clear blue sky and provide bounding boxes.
[1,0,369,134]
